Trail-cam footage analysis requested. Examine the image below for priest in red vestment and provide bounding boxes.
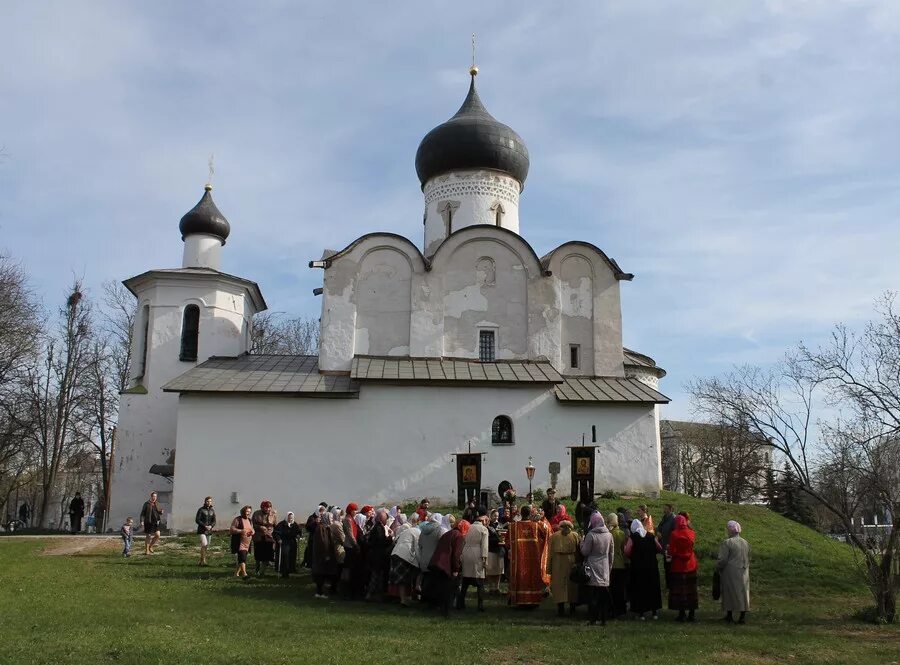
[507,505,551,607]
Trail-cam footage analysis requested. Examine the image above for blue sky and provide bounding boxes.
[2,2,899,419]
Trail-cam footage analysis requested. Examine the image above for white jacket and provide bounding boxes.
[391,526,420,566]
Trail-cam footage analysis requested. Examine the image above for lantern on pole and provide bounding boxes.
[525,456,535,503]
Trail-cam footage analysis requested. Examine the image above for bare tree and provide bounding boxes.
[250,312,319,355]
[75,281,135,529]
[797,293,900,623]
[690,293,900,623]
[664,419,769,503]
[25,281,93,528]
[0,254,42,520]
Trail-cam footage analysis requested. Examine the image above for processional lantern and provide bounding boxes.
[525,456,535,502]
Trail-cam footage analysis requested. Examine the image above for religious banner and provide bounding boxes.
[456,452,482,508]
[569,446,596,501]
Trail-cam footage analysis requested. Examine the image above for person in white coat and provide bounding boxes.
[458,511,490,611]
[389,513,421,607]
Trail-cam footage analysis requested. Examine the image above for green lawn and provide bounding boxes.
[1,492,898,665]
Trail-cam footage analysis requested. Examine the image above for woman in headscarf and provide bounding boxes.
[273,511,302,578]
[303,502,327,569]
[365,508,393,602]
[340,501,365,600]
[547,518,581,617]
[580,512,614,625]
[311,511,338,598]
[391,513,409,537]
[485,509,505,594]
[607,513,628,618]
[440,513,455,535]
[329,510,346,582]
[666,514,698,621]
[390,513,421,607]
[428,519,468,617]
[458,511,489,611]
[251,500,277,577]
[418,512,443,604]
[625,518,662,620]
[548,503,570,531]
[717,520,750,624]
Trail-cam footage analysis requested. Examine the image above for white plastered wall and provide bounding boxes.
[169,384,661,532]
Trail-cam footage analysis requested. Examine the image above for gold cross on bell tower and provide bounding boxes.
[470,33,478,77]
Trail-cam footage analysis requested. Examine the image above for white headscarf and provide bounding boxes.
[330,508,341,523]
[286,512,295,524]
[631,518,647,539]
[430,512,443,526]
[727,520,742,535]
[440,514,452,534]
[354,513,367,530]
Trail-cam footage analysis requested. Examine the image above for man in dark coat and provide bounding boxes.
[69,493,85,533]
[18,502,30,528]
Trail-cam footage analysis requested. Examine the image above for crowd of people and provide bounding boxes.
[123,489,752,626]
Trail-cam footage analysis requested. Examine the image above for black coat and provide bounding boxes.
[366,523,393,572]
[69,497,85,517]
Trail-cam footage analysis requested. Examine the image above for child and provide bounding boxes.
[121,517,134,557]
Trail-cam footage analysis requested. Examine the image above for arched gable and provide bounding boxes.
[430,225,546,279]
[540,241,633,281]
[314,232,428,273]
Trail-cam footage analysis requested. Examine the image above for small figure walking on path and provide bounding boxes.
[121,517,134,557]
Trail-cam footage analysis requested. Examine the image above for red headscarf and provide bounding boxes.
[549,504,569,529]
[456,519,471,537]
[667,515,697,573]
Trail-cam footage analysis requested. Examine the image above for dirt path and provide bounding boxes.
[40,537,121,556]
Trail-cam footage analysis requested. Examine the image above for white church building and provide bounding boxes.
[109,69,669,532]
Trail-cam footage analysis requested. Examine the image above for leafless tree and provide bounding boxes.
[797,292,900,623]
[0,254,42,519]
[669,419,768,503]
[250,312,319,355]
[690,293,900,622]
[24,281,93,528]
[75,281,135,529]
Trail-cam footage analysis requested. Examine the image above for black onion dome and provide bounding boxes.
[415,75,529,189]
[178,185,230,243]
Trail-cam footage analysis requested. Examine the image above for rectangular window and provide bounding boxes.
[479,330,495,362]
[570,344,580,369]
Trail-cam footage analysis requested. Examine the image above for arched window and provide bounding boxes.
[490,201,505,226]
[492,415,513,445]
[136,304,150,379]
[438,200,460,235]
[179,304,200,362]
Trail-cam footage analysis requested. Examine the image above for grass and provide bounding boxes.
[1,491,898,665]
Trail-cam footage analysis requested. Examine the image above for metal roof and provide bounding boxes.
[623,348,666,378]
[351,355,564,384]
[162,354,358,397]
[555,376,670,404]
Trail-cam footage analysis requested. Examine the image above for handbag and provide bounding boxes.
[569,564,589,585]
[712,569,721,600]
